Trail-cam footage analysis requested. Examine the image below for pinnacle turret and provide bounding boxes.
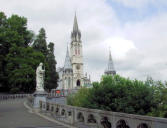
[64,45,72,70]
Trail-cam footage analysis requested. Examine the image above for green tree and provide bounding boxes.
[92,81,100,88]
[32,28,59,91]
[67,75,157,116]
[0,12,49,93]
[0,12,34,91]
[32,28,50,91]
[148,80,167,118]
[45,42,58,91]
[32,28,48,56]
[0,12,8,91]
[6,45,45,93]
[7,14,34,47]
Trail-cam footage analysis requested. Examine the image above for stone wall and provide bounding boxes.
[39,101,167,128]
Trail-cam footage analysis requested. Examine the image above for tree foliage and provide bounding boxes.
[45,42,58,91]
[6,45,45,92]
[67,87,90,107]
[32,28,47,56]
[67,75,167,117]
[32,28,58,92]
[147,80,167,118]
[0,12,58,93]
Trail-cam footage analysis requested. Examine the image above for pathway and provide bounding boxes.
[0,99,67,128]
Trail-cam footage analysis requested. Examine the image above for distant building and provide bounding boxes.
[57,14,91,90]
[104,49,116,76]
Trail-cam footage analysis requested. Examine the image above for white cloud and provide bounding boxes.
[104,37,136,58]
[117,12,167,81]
[1,0,167,82]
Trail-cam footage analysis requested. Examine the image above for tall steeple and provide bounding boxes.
[64,45,72,70]
[105,48,116,75]
[73,12,79,32]
[70,13,84,88]
[71,13,81,42]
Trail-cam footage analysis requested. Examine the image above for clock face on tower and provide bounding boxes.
[76,64,80,70]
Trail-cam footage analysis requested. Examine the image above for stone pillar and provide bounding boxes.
[33,91,48,109]
[84,112,88,125]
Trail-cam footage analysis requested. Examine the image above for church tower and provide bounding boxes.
[70,13,84,88]
[104,48,116,75]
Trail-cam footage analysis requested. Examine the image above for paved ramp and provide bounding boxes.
[0,99,67,128]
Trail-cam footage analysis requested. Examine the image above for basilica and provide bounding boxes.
[57,14,91,90]
[57,14,117,90]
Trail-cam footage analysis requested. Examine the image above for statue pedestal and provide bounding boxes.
[33,91,48,109]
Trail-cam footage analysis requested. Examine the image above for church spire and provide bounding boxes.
[64,45,72,70]
[71,13,81,42]
[73,12,79,32]
[105,48,116,75]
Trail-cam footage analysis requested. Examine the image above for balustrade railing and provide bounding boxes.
[38,100,167,128]
[0,94,32,101]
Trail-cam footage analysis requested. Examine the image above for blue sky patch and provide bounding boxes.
[106,0,166,23]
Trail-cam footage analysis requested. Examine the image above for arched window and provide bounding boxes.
[77,80,80,86]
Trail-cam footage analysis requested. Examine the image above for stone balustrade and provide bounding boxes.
[39,100,167,128]
[0,94,32,100]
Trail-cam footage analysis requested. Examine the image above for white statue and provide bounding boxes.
[36,62,45,91]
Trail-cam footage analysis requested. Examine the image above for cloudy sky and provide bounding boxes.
[1,0,167,82]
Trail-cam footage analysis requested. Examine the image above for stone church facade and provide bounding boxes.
[57,14,91,90]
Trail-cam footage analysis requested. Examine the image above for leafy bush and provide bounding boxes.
[67,87,91,107]
[67,75,159,116]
